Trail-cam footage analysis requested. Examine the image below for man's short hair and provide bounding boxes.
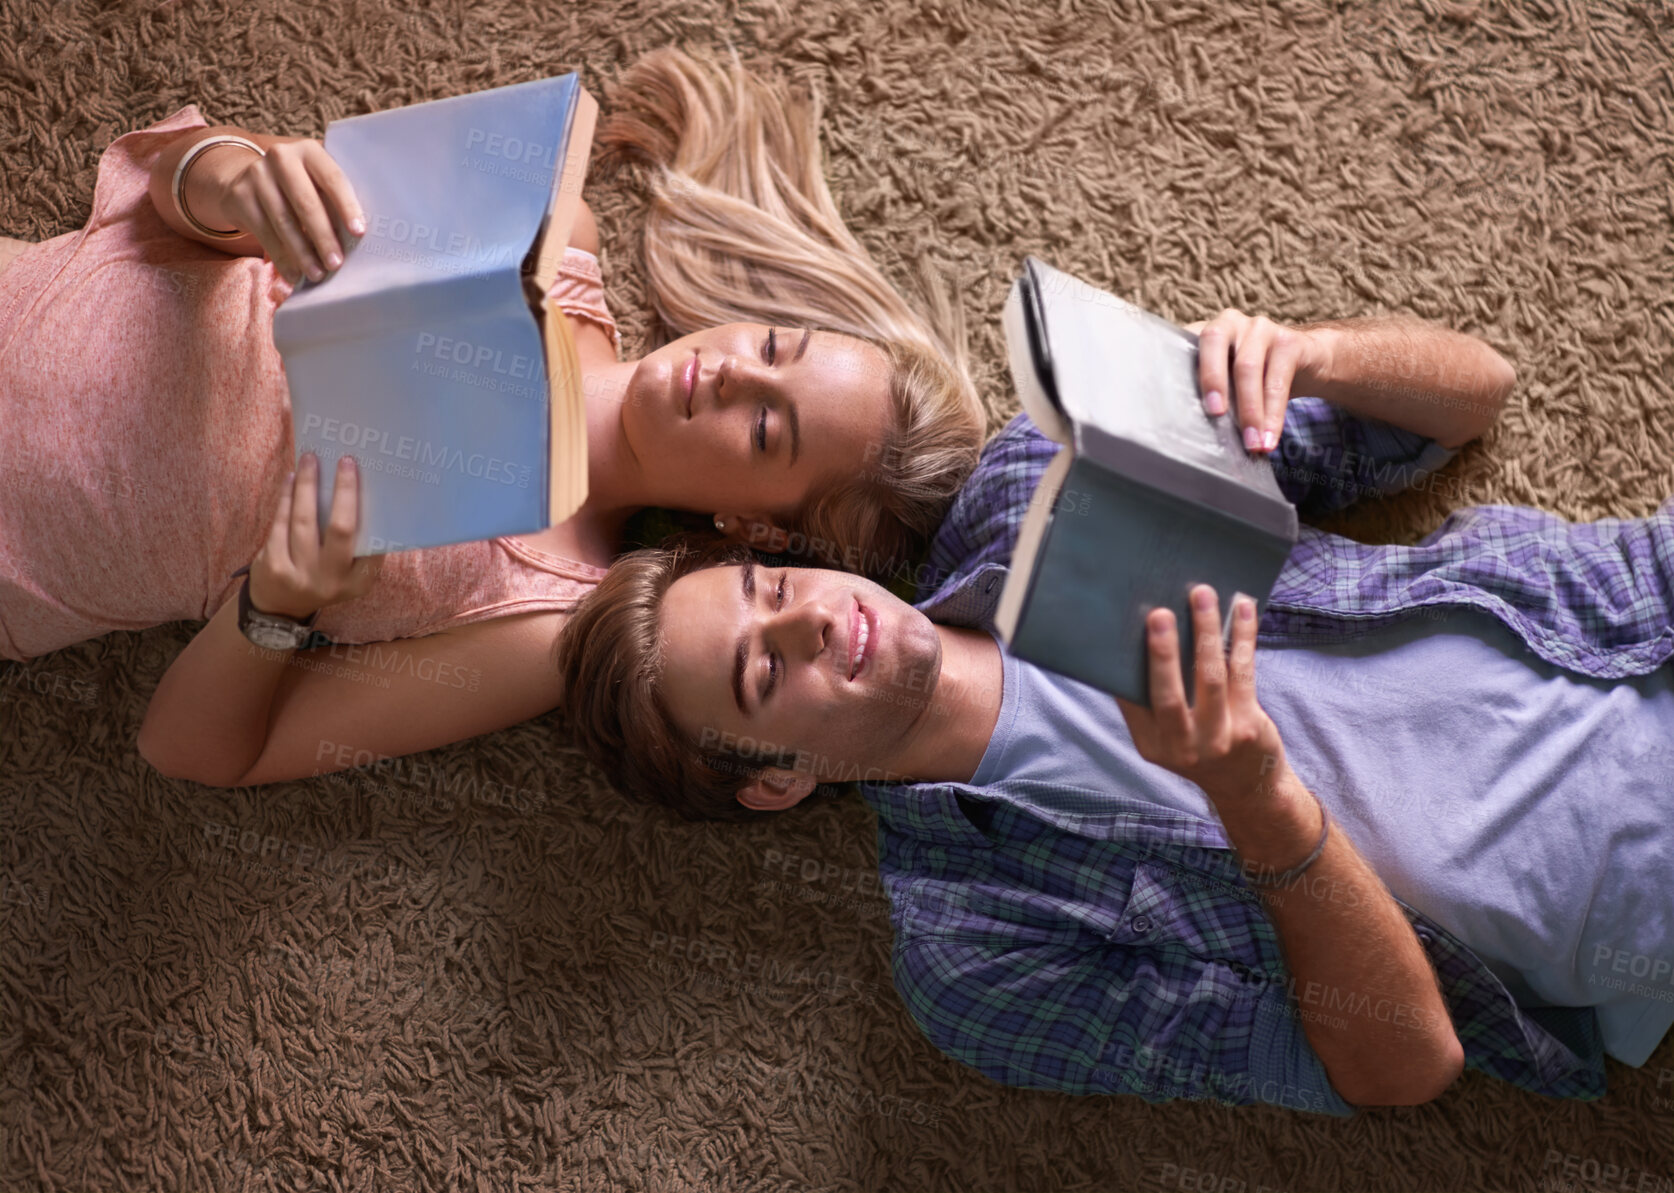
[551,534,814,821]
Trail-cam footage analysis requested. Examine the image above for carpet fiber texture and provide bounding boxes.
[2,0,1672,1190]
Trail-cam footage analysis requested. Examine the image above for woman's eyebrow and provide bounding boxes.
[794,328,812,361]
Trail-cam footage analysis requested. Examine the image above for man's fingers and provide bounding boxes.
[1144,608,1192,739]
[1197,322,1229,417]
[1189,584,1228,728]
[1262,331,1304,447]
[1227,592,1261,712]
[1233,320,1273,453]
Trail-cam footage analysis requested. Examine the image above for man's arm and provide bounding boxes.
[1118,588,1465,1106]
[1212,764,1465,1105]
[1296,316,1516,450]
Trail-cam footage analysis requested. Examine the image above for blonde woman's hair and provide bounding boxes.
[597,46,984,579]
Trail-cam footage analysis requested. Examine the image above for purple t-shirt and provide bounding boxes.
[971,605,1674,1066]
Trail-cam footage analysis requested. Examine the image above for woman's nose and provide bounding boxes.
[716,355,771,404]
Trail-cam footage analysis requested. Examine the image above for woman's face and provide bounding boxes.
[619,323,894,521]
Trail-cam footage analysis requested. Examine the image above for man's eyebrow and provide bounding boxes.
[731,560,755,716]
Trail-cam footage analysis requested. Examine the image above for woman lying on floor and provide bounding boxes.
[0,47,984,786]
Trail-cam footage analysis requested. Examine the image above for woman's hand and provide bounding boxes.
[1182,310,1334,456]
[1115,583,1289,807]
[248,452,384,621]
[213,137,366,286]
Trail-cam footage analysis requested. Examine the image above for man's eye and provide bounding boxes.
[776,573,786,608]
[764,326,777,364]
[766,652,779,698]
[755,408,768,452]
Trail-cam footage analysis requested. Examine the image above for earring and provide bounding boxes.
[714,516,726,533]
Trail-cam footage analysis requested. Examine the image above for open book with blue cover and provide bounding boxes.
[994,256,1301,705]
[271,72,598,555]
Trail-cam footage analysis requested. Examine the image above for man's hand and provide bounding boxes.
[1182,310,1335,456]
[1115,583,1287,806]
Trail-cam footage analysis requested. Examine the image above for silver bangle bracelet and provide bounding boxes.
[1240,788,1331,889]
[172,134,265,240]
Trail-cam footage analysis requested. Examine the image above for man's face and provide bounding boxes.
[658,562,943,785]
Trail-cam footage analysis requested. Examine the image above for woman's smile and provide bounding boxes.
[681,350,698,418]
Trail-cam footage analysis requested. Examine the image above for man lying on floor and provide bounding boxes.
[552,311,1674,1114]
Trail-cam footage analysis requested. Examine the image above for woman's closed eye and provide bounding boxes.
[752,327,778,454]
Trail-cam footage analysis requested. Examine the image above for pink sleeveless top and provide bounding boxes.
[0,104,617,660]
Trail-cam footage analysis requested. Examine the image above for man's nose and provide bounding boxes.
[768,596,834,663]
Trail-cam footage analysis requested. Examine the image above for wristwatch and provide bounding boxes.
[230,564,321,651]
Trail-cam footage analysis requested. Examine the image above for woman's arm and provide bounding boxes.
[147,125,283,255]
[137,598,566,787]
[138,453,565,785]
[570,196,600,256]
[148,125,363,285]
[1296,316,1516,450]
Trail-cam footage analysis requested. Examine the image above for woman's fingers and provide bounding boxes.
[264,466,296,564]
[271,147,341,276]
[318,455,362,580]
[288,452,322,574]
[304,142,367,241]
[249,166,317,284]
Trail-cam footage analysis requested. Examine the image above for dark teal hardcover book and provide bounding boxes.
[994,256,1300,706]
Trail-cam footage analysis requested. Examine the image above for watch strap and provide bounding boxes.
[230,564,324,648]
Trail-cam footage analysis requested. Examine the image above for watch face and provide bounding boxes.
[246,615,304,652]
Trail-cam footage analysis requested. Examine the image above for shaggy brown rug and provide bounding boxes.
[3,0,1672,1189]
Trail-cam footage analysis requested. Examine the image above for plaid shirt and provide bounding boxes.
[860,398,1673,1114]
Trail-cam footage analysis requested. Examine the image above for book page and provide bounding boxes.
[994,447,1075,642]
[1001,278,1071,445]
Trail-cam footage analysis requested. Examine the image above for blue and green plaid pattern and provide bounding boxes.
[861,400,1672,1113]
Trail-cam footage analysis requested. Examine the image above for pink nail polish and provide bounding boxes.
[1263,430,1277,451]
[1244,426,1260,451]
